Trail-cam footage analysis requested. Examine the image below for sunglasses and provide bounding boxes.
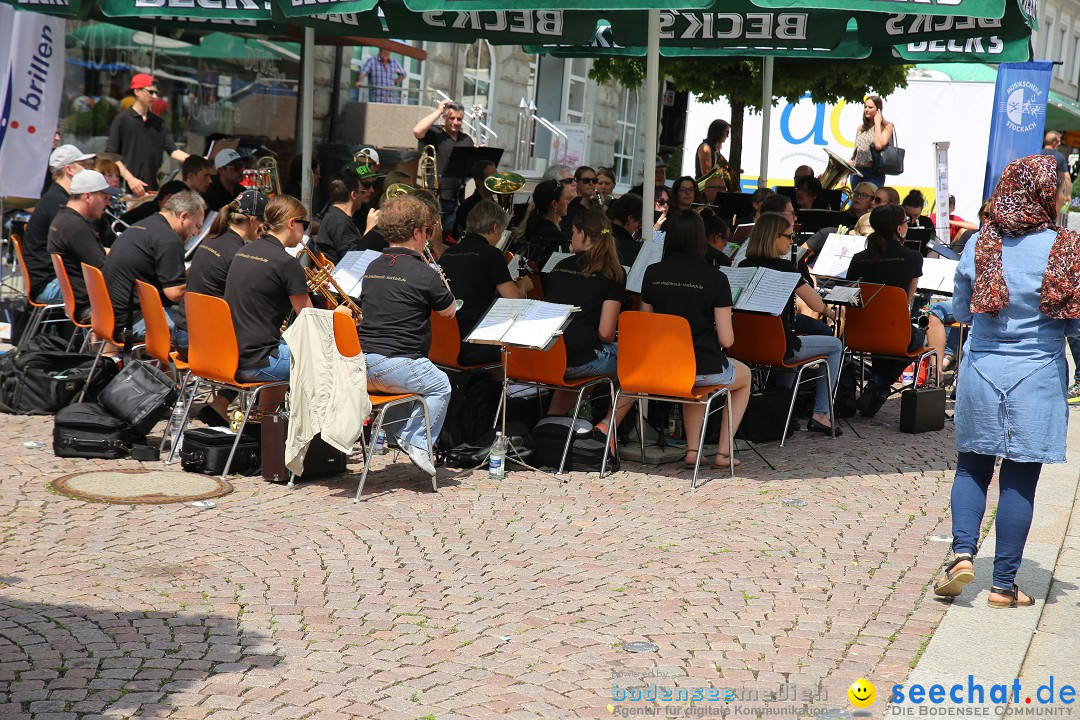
[423,224,436,238]
[871,197,886,204]
[360,180,375,189]
[900,216,911,225]
[579,177,598,184]
[559,178,576,186]
[141,88,159,96]
[295,219,310,230]
[656,199,669,206]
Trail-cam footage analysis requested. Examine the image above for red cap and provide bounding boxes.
[131,73,155,90]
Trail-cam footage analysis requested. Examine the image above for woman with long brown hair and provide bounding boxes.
[849,95,894,189]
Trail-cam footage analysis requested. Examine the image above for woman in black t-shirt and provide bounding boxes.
[846,203,925,417]
[226,196,313,390]
[901,189,935,231]
[740,212,843,436]
[641,210,751,467]
[543,209,634,439]
[512,179,570,269]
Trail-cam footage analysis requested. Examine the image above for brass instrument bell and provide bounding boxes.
[483,171,525,213]
[300,247,362,324]
[417,144,439,194]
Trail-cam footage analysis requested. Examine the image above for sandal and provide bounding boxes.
[684,450,702,467]
[933,554,975,597]
[713,453,741,468]
[988,584,1036,608]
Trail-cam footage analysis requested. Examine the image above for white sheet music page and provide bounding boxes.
[919,257,959,294]
[736,269,801,315]
[501,301,575,348]
[332,250,383,297]
[812,234,867,279]
[508,254,522,281]
[823,285,862,305]
[719,266,758,304]
[541,251,575,273]
[466,298,532,344]
[626,238,666,294]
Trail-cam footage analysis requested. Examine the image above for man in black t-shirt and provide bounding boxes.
[440,200,532,365]
[181,155,214,195]
[412,98,474,230]
[104,191,206,338]
[106,74,189,195]
[23,144,94,303]
[202,149,245,213]
[47,170,120,323]
[359,194,457,477]
[315,163,378,265]
[609,194,644,268]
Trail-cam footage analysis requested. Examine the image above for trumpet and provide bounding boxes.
[418,144,439,194]
[483,171,525,214]
[299,246,362,324]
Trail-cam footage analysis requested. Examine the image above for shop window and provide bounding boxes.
[462,40,495,115]
[614,88,638,187]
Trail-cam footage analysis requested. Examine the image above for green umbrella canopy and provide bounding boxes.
[380,1,623,45]
[402,0,712,10]
[737,0,1012,20]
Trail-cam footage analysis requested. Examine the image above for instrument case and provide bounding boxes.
[899,387,946,434]
[180,427,261,476]
[53,402,141,459]
[261,413,348,482]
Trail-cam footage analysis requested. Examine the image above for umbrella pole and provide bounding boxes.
[758,56,774,189]
[641,9,660,244]
[300,27,315,212]
[151,29,157,74]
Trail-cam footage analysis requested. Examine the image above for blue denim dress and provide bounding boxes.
[952,229,1080,463]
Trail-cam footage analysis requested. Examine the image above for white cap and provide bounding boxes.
[70,170,122,196]
[214,149,244,170]
[356,147,380,166]
[49,144,95,171]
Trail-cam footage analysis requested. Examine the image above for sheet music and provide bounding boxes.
[508,254,522,281]
[331,249,383,297]
[185,210,219,258]
[812,234,867,278]
[919,257,959,294]
[736,269,801,315]
[731,241,750,266]
[466,298,532,344]
[626,238,666,294]
[500,301,575,348]
[719,266,758,304]
[541,251,575,273]
[822,285,862,304]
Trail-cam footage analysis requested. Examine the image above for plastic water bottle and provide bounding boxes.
[373,429,386,455]
[489,431,506,478]
[169,398,186,453]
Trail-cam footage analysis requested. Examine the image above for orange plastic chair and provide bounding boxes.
[77,262,136,402]
[607,311,734,487]
[504,336,615,475]
[729,311,837,445]
[332,312,435,500]
[135,280,191,455]
[845,283,938,391]
[50,254,92,351]
[175,293,288,478]
[429,311,501,372]
[11,234,64,349]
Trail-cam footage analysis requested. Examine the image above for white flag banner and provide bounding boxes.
[0,9,65,200]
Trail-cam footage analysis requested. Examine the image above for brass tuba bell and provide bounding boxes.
[483,171,525,214]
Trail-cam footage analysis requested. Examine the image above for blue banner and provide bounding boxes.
[983,61,1053,200]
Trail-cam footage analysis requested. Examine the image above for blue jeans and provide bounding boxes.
[780,335,843,415]
[365,353,451,452]
[695,364,735,387]
[929,302,960,356]
[236,341,291,382]
[951,451,1043,588]
[1067,336,1080,383]
[131,306,177,339]
[34,277,61,303]
[564,342,618,379]
[849,170,885,189]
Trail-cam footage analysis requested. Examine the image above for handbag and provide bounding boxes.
[872,128,905,176]
[98,360,178,436]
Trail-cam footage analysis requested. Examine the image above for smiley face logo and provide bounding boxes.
[848,678,876,708]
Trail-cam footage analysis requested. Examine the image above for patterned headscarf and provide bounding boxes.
[971,154,1080,318]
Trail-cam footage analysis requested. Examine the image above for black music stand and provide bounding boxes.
[796,209,849,233]
[904,227,934,256]
[443,146,505,180]
[710,192,754,224]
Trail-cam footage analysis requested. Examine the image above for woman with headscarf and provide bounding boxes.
[933,155,1080,608]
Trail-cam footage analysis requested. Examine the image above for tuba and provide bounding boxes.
[299,247,362,324]
[821,149,861,198]
[417,144,439,194]
[483,171,525,214]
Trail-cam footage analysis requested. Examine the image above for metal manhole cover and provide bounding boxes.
[51,469,232,505]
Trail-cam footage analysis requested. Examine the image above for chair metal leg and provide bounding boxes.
[78,328,90,353]
[355,408,387,502]
[636,398,646,466]
[159,370,191,456]
[691,394,717,489]
[825,361,837,438]
[17,306,42,351]
[724,389,735,477]
[779,365,807,448]
[76,344,104,403]
[222,387,266,481]
[417,397,436,492]
[558,385,590,475]
[600,389,621,478]
[166,377,201,464]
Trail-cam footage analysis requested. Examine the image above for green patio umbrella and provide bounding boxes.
[748,0,1011,19]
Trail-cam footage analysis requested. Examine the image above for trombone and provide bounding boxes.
[417,145,439,194]
[299,246,362,324]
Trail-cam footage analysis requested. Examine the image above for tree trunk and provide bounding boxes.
[729,101,745,191]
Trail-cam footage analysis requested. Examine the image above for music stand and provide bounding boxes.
[904,227,934,256]
[796,209,849,233]
[442,146,505,179]
[710,192,754,223]
[924,237,961,261]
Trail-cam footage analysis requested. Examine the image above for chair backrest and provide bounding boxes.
[333,310,361,357]
[729,311,789,367]
[81,262,120,345]
[429,311,462,367]
[617,311,698,398]
[11,234,37,302]
[185,292,241,383]
[50,254,79,323]
[845,283,916,356]
[135,280,172,366]
[505,336,569,386]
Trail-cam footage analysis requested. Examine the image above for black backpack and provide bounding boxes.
[0,343,118,415]
[436,370,504,453]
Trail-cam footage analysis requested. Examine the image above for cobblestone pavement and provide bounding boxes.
[0,401,968,720]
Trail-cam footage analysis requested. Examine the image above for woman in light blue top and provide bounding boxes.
[934,155,1080,608]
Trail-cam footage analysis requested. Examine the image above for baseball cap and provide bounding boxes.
[214,149,244,170]
[131,73,155,90]
[655,155,666,167]
[234,189,269,218]
[345,160,385,181]
[355,147,380,166]
[49,144,95,171]
[70,170,123,196]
